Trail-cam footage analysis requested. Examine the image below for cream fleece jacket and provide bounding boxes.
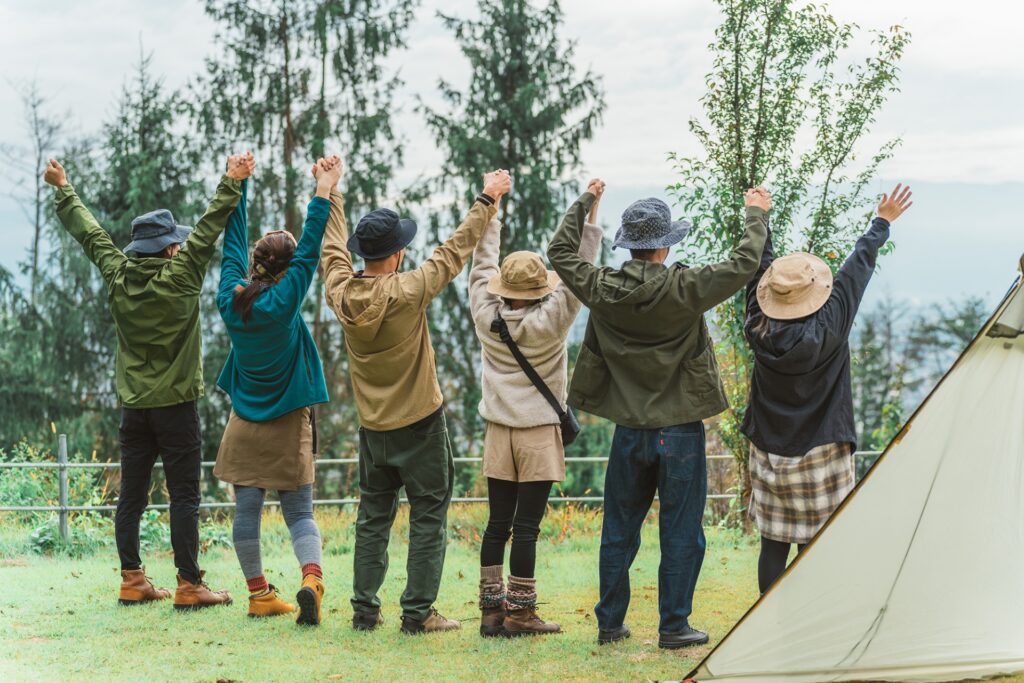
[469,218,602,428]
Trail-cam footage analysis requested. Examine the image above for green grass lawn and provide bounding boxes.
[1,506,1021,683]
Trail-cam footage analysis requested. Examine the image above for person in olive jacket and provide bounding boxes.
[548,179,770,649]
[45,154,253,610]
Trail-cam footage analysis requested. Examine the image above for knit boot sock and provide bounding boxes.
[504,575,560,636]
[479,565,506,637]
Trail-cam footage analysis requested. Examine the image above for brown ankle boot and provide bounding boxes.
[118,567,171,605]
[248,585,295,618]
[479,565,506,637]
[173,571,233,611]
[295,574,324,626]
[503,576,560,637]
[400,607,461,635]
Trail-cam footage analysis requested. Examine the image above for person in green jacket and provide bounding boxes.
[213,154,341,625]
[45,153,254,610]
[547,179,771,649]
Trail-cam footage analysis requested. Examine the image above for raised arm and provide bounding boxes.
[537,179,606,336]
[822,183,912,337]
[168,153,252,293]
[744,187,775,325]
[218,177,250,303]
[320,160,354,317]
[273,155,341,318]
[547,178,607,307]
[401,169,510,310]
[469,217,502,330]
[46,159,126,285]
[676,195,769,317]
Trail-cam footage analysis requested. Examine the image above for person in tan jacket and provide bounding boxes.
[468,179,605,637]
[321,169,512,635]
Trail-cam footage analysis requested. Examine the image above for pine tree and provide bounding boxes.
[418,0,605,467]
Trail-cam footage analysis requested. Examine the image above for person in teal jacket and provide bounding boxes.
[212,154,341,626]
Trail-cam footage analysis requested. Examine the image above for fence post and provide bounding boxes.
[58,434,68,541]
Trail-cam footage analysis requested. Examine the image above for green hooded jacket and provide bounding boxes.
[54,176,242,408]
[548,192,768,429]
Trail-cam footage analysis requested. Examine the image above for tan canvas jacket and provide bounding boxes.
[321,190,497,431]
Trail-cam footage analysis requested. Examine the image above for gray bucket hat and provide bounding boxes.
[124,209,192,255]
[613,198,691,250]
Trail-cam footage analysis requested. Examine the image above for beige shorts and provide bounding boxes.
[482,422,565,483]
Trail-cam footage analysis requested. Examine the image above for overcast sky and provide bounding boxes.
[1,0,1021,308]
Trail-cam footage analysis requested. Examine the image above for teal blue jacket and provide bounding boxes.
[216,180,330,422]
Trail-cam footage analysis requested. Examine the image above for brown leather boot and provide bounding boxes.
[479,565,506,637]
[399,607,461,635]
[295,574,324,626]
[503,606,561,637]
[173,571,233,611]
[118,567,171,605]
[247,585,295,618]
[352,609,384,631]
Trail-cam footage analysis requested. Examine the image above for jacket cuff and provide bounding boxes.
[476,193,496,207]
[219,175,242,191]
[745,206,768,218]
[580,191,596,208]
[54,183,76,200]
[872,217,891,229]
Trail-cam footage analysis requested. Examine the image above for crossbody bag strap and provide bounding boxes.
[492,313,566,420]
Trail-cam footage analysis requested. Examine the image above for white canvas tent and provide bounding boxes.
[689,254,1024,683]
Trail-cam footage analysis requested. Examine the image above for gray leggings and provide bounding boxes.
[232,484,322,580]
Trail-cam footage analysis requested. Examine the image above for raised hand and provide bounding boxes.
[743,185,772,211]
[482,169,512,200]
[586,177,606,223]
[226,152,255,181]
[43,159,68,188]
[877,183,913,223]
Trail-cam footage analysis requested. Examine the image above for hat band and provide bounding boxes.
[501,276,547,291]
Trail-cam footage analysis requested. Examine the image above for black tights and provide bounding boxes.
[758,536,807,594]
[480,478,553,578]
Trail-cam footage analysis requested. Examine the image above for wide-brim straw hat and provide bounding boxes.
[757,252,834,320]
[487,250,560,300]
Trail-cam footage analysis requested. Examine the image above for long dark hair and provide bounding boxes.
[750,314,773,342]
[233,230,296,323]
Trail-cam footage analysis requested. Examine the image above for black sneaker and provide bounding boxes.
[658,626,709,649]
[352,609,384,631]
[598,624,631,645]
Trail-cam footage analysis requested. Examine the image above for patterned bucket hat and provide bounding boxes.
[613,198,691,250]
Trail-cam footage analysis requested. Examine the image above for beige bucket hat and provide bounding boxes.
[757,252,834,320]
[487,251,560,300]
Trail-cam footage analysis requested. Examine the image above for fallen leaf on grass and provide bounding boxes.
[328,675,345,680]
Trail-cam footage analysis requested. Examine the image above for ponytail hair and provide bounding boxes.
[750,314,773,342]
[233,230,296,323]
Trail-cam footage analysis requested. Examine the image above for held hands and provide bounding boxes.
[43,159,68,188]
[226,152,256,181]
[482,169,512,201]
[877,183,913,223]
[744,186,772,211]
[312,155,343,198]
[586,177,606,223]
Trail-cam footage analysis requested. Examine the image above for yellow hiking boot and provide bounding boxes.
[247,585,296,618]
[296,575,324,626]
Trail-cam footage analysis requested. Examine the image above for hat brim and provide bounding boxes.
[124,225,192,255]
[756,258,834,320]
[486,270,560,301]
[613,219,691,250]
[347,218,417,260]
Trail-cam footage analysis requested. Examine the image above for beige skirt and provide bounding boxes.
[748,441,855,544]
[214,407,314,491]
[483,422,565,483]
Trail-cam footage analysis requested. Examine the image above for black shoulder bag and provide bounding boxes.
[490,313,581,446]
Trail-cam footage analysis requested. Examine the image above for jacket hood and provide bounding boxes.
[595,260,674,312]
[750,316,824,375]
[124,256,170,283]
[336,275,390,341]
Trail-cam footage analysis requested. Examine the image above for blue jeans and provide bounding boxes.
[594,421,707,635]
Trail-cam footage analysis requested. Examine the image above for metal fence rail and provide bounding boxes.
[0,434,881,539]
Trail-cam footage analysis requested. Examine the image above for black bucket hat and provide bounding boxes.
[348,208,417,260]
[124,209,192,255]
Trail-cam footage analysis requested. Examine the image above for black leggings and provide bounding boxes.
[480,478,553,578]
[758,536,807,594]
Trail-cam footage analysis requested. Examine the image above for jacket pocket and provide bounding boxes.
[679,343,720,401]
[660,426,704,482]
[570,344,610,404]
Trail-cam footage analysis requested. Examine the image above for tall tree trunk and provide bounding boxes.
[281,3,299,236]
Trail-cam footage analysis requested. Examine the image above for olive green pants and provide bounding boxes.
[351,410,455,621]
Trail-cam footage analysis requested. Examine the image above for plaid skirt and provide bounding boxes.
[748,442,855,544]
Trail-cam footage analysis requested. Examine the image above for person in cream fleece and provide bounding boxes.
[468,177,605,638]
